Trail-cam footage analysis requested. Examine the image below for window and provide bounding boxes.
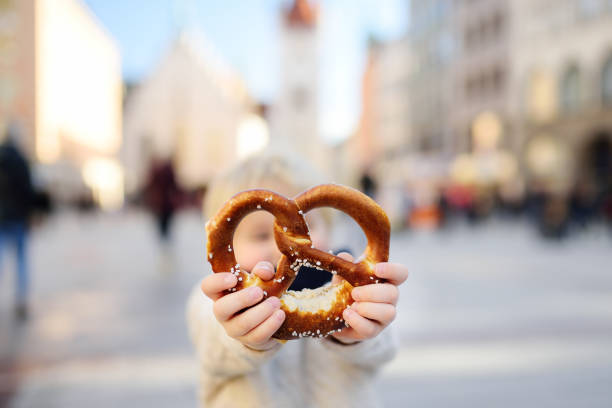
[478,20,488,43]
[528,70,556,122]
[491,12,504,37]
[492,66,505,93]
[464,25,476,50]
[291,87,308,110]
[465,77,475,99]
[603,56,612,106]
[579,0,603,18]
[464,12,505,52]
[560,65,581,113]
[436,31,454,62]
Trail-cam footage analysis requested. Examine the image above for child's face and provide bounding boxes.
[233,210,330,273]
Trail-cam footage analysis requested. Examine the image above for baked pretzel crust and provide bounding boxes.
[206,184,390,340]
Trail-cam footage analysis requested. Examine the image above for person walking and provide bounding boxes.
[0,126,34,320]
[144,157,181,243]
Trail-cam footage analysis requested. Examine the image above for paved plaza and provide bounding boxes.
[1,209,611,407]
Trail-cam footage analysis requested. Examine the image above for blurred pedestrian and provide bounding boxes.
[0,125,34,320]
[569,180,597,229]
[144,157,181,244]
[539,195,570,239]
[602,190,612,232]
[359,170,377,198]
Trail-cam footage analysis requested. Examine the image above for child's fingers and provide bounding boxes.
[336,252,354,262]
[213,286,264,322]
[225,296,281,337]
[201,273,237,301]
[342,308,381,339]
[351,302,396,326]
[351,283,399,304]
[240,309,286,345]
[331,274,344,285]
[251,261,275,281]
[374,263,409,286]
[331,252,353,285]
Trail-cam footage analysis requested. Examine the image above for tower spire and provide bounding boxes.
[284,0,317,28]
[172,0,198,31]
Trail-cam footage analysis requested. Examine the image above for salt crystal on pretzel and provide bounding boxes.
[205,184,390,340]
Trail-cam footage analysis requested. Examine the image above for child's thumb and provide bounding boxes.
[252,261,276,281]
[336,252,354,262]
[331,252,353,285]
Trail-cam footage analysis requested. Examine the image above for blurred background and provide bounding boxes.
[1,0,612,406]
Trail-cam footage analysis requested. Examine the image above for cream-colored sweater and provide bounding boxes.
[186,286,398,408]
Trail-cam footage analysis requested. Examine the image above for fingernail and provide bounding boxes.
[344,308,354,318]
[250,286,263,299]
[375,263,385,277]
[225,274,236,285]
[254,261,273,272]
[275,310,285,320]
[352,288,361,301]
[266,296,280,308]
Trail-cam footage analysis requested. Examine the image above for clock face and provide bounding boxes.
[291,87,309,110]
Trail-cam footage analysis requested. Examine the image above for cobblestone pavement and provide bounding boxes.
[1,209,611,407]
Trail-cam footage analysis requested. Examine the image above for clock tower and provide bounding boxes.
[271,0,325,170]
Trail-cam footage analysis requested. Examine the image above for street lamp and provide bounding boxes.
[82,157,124,211]
[472,111,502,153]
[236,113,270,159]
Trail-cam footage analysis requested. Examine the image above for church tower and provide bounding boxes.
[271,0,326,170]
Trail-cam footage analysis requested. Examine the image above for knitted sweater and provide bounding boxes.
[186,286,398,408]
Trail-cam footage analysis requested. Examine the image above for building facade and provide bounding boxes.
[407,0,612,192]
[409,0,456,154]
[349,36,415,187]
[511,0,612,193]
[122,29,253,195]
[0,0,123,208]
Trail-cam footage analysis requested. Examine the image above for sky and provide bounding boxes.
[83,0,408,143]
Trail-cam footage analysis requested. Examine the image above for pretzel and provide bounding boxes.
[205,184,390,340]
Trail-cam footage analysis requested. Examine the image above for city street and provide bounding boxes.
[1,209,611,407]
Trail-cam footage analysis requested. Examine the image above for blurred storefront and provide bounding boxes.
[513,0,612,197]
[348,0,612,232]
[0,0,123,210]
[404,0,612,186]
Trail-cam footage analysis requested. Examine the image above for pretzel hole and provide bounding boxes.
[231,211,279,273]
[288,265,332,291]
[305,208,367,261]
[284,209,333,291]
[286,208,367,291]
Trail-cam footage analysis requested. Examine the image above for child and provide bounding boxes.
[187,152,409,407]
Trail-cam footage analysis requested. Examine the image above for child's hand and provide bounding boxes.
[201,262,285,351]
[331,253,408,345]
